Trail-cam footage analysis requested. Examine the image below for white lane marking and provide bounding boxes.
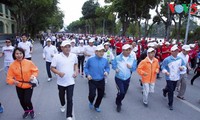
[176,97,200,113]
[0,67,3,72]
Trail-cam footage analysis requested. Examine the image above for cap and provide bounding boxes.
[71,39,76,43]
[158,42,163,46]
[165,42,170,45]
[61,40,71,46]
[79,40,84,43]
[122,44,131,50]
[170,45,178,51]
[89,38,94,43]
[147,48,155,53]
[182,45,191,51]
[46,38,51,42]
[153,42,158,46]
[103,42,110,46]
[147,43,154,47]
[190,44,195,48]
[95,45,104,51]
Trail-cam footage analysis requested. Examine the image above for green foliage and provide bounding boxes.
[67,19,86,33]
[0,0,64,36]
[108,0,158,36]
[82,0,99,19]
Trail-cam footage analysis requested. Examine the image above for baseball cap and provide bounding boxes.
[71,39,76,43]
[96,45,104,51]
[147,48,155,53]
[165,42,170,45]
[103,42,110,46]
[182,45,191,51]
[61,40,71,46]
[170,45,178,51]
[189,44,195,48]
[79,40,84,43]
[147,43,154,47]
[122,44,131,50]
[46,38,51,42]
[89,38,94,43]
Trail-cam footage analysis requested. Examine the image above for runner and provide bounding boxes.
[51,40,78,120]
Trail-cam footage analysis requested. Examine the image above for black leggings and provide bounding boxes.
[46,62,52,78]
[78,56,85,73]
[16,87,33,111]
[191,71,200,84]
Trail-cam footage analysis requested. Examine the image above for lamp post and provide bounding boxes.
[184,0,193,44]
[103,18,105,36]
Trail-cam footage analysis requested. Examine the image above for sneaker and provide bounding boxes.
[67,117,73,120]
[89,103,93,109]
[157,76,162,79]
[177,96,185,100]
[116,105,121,112]
[191,80,194,85]
[30,110,35,119]
[95,107,101,112]
[60,105,66,112]
[143,103,148,107]
[22,111,30,119]
[0,105,4,113]
[162,89,167,97]
[169,105,173,110]
[47,78,52,82]
[139,79,143,86]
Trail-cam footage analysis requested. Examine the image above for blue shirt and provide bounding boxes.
[161,55,186,81]
[112,53,137,80]
[84,55,110,81]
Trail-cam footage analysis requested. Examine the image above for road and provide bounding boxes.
[0,41,200,120]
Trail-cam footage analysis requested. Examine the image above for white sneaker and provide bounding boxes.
[60,105,66,112]
[67,117,73,120]
[47,78,52,82]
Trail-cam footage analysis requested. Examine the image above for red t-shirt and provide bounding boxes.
[116,42,123,53]
[161,45,170,60]
[109,39,115,47]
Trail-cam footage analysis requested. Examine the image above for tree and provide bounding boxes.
[67,19,86,33]
[143,16,161,39]
[107,0,158,37]
[0,0,64,36]
[95,5,116,35]
[82,0,99,34]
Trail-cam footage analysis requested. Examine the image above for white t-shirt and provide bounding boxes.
[178,52,189,74]
[130,50,137,60]
[84,45,96,62]
[51,53,78,87]
[103,49,114,62]
[2,45,14,65]
[77,45,85,56]
[71,46,79,55]
[132,46,138,52]
[18,41,33,58]
[43,45,58,62]
[51,36,56,42]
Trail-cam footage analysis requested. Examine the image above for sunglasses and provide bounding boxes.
[5,41,11,43]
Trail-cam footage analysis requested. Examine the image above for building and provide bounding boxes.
[0,3,16,34]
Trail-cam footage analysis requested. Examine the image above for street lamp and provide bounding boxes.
[184,0,193,44]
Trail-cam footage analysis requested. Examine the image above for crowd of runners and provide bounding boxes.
[0,33,200,120]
